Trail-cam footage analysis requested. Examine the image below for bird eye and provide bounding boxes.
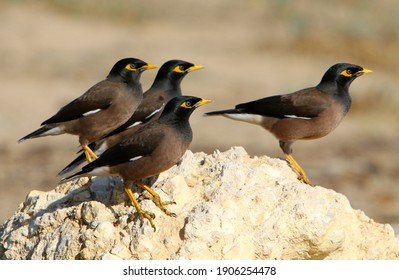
[340,69,353,77]
[125,63,137,71]
[181,101,193,108]
[173,65,186,73]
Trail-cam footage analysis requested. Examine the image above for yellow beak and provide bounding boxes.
[196,98,212,107]
[142,63,158,70]
[361,68,373,74]
[187,64,204,72]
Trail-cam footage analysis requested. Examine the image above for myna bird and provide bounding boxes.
[58,59,203,176]
[204,63,372,185]
[61,96,212,230]
[18,58,157,163]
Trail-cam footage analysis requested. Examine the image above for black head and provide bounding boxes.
[317,63,372,92]
[107,57,157,82]
[151,59,204,90]
[159,96,212,123]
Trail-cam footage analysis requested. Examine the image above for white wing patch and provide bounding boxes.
[224,113,265,125]
[284,115,311,120]
[96,141,108,155]
[126,121,143,129]
[129,156,143,162]
[41,126,63,136]
[89,166,111,176]
[223,113,311,123]
[125,106,164,129]
[145,106,163,120]
[83,108,102,116]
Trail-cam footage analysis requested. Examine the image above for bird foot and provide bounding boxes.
[129,208,157,231]
[284,153,314,186]
[135,181,177,217]
[139,193,176,205]
[139,193,176,217]
[296,172,314,186]
[82,144,98,163]
[124,186,157,231]
[289,165,314,186]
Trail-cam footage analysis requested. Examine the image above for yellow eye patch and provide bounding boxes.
[180,101,194,108]
[340,69,353,77]
[173,65,185,73]
[125,64,137,71]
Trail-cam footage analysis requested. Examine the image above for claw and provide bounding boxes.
[82,144,98,163]
[285,153,313,186]
[138,193,176,206]
[129,209,157,231]
[135,181,176,217]
[124,186,157,231]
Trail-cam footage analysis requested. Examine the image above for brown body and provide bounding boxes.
[61,96,211,230]
[99,86,172,149]
[58,60,203,175]
[93,60,204,148]
[250,88,347,143]
[205,63,372,184]
[18,58,156,162]
[52,80,142,145]
[108,123,190,180]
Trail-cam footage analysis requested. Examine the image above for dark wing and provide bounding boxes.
[83,126,165,169]
[41,81,114,125]
[133,89,168,120]
[204,108,241,116]
[57,141,98,176]
[104,88,168,137]
[236,87,330,119]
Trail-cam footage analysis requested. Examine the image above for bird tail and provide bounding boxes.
[59,169,88,184]
[58,152,87,176]
[18,126,61,143]
[58,142,98,176]
[59,163,110,184]
[203,109,239,116]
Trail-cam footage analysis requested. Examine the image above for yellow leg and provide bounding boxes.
[124,186,156,231]
[82,144,98,163]
[83,150,93,162]
[135,181,176,217]
[284,153,313,186]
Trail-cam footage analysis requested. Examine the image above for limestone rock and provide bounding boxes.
[0,147,398,259]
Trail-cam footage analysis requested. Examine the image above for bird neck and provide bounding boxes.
[159,113,193,141]
[108,72,144,93]
[125,75,144,96]
[317,81,352,113]
[339,91,352,114]
[159,110,192,124]
[127,80,144,94]
[317,79,350,95]
[151,75,183,95]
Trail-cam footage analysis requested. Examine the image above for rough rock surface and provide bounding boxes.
[1,147,398,260]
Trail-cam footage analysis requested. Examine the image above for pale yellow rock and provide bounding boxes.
[0,147,398,260]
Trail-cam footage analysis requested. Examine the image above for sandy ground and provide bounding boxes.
[1,1,399,229]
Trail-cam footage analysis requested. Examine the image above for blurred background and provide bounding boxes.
[1,0,398,229]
